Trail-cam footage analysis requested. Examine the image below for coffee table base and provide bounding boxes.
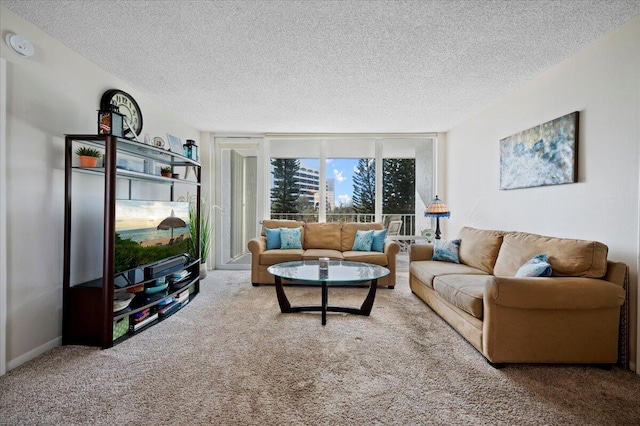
[274,276,378,325]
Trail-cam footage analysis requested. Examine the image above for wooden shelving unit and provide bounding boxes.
[62,134,202,348]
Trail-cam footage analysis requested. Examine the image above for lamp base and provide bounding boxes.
[434,217,442,240]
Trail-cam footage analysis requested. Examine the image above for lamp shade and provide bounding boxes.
[424,196,450,218]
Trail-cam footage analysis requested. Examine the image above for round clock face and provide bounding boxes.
[100,89,143,138]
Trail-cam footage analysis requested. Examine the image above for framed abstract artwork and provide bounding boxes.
[499,111,579,190]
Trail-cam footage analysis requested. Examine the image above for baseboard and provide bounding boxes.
[6,336,61,372]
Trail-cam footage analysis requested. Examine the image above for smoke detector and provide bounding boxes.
[5,33,35,57]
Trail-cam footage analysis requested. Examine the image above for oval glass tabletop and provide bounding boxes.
[268,260,389,283]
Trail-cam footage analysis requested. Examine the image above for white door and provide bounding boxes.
[215,138,262,269]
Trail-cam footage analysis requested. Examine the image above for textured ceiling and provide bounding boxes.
[2,0,640,133]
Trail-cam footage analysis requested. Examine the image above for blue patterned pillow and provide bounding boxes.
[371,229,387,252]
[280,227,302,249]
[432,239,461,263]
[515,254,552,277]
[265,228,281,250]
[352,230,374,251]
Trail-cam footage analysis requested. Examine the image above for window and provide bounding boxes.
[266,135,434,234]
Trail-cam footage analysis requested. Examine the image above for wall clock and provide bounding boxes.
[100,89,143,138]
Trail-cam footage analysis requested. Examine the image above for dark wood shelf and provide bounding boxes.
[63,134,202,349]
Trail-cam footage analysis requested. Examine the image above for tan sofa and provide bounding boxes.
[409,226,627,366]
[248,220,401,287]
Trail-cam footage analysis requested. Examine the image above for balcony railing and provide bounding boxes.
[270,213,416,236]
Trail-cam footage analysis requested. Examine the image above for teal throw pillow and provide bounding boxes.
[265,228,281,250]
[371,229,387,252]
[432,239,461,263]
[280,227,302,250]
[515,254,552,277]
[352,230,374,251]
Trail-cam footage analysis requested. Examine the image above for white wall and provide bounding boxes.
[0,6,201,370]
[445,16,640,371]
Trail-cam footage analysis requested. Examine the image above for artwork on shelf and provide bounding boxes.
[153,137,165,149]
[167,134,183,155]
[499,111,579,190]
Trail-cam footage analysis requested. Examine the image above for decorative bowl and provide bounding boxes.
[113,293,135,312]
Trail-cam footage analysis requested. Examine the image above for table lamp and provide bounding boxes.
[424,195,450,240]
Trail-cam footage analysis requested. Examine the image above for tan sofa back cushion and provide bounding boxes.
[304,222,342,250]
[493,231,608,278]
[341,222,384,252]
[457,227,504,274]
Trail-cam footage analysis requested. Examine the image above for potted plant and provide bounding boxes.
[160,166,172,177]
[75,146,101,167]
[188,202,211,279]
[178,193,212,279]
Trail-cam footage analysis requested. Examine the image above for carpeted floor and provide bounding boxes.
[1,267,640,425]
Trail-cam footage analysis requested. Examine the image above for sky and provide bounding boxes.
[301,158,362,207]
[115,200,190,230]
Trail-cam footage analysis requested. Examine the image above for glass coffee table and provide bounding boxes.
[267,260,390,325]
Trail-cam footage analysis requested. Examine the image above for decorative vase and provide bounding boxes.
[79,155,99,167]
[199,263,207,280]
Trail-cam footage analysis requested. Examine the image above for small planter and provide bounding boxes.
[79,155,99,167]
[199,263,207,279]
[161,172,172,178]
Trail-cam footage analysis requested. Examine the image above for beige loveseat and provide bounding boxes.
[409,226,627,366]
[248,220,401,287]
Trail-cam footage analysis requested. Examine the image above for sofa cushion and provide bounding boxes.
[265,228,281,250]
[409,260,488,289]
[458,227,504,274]
[305,222,342,251]
[341,222,384,252]
[262,219,305,244]
[515,254,552,277]
[280,227,303,249]
[493,231,608,278]
[302,249,344,260]
[260,249,304,266]
[432,239,461,263]
[342,250,388,266]
[433,274,494,319]
[371,229,387,252]
[352,230,374,251]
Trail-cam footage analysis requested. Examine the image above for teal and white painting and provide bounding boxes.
[500,112,578,190]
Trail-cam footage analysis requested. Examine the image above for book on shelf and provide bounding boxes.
[157,301,179,317]
[130,312,159,331]
[175,289,190,304]
[168,270,189,281]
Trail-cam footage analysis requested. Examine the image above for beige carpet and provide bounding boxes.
[2,269,640,425]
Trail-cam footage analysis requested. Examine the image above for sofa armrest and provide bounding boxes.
[408,244,433,261]
[248,237,267,255]
[247,237,267,285]
[384,239,401,256]
[604,260,628,288]
[486,276,626,310]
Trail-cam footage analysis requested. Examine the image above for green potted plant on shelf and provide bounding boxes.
[160,166,172,177]
[75,146,102,167]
